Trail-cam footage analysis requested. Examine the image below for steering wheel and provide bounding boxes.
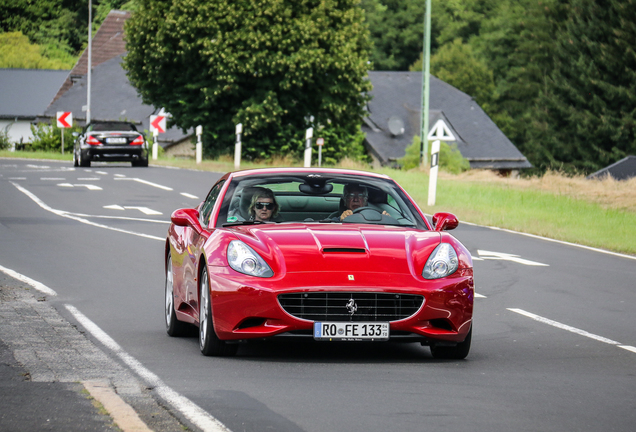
[352,206,381,215]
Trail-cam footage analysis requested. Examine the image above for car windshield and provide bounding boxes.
[217,173,427,229]
[88,122,138,132]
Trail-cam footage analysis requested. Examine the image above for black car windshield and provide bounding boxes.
[88,122,138,132]
[217,173,428,229]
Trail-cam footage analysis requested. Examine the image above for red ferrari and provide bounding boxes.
[165,168,474,359]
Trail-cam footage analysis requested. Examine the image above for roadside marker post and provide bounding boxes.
[234,123,243,170]
[316,137,324,167]
[152,130,158,160]
[304,128,313,168]
[149,114,166,161]
[195,125,202,164]
[427,140,440,206]
[57,111,72,155]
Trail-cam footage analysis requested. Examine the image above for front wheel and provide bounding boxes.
[199,267,238,357]
[430,326,472,360]
[165,253,188,337]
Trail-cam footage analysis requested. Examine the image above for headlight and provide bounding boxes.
[422,243,459,279]
[227,240,274,278]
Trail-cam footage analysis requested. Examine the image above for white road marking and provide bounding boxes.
[26,164,50,169]
[8,177,26,180]
[475,293,487,298]
[41,177,66,181]
[57,183,103,190]
[78,177,100,181]
[508,308,624,346]
[103,205,162,216]
[0,264,57,296]
[12,182,164,241]
[95,171,108,175]
[114,174,126,177]
[180,192,199,199]
[114,177,173,191]
[478,250,549,266]
[65,305,232,432]
[619,346,636,353]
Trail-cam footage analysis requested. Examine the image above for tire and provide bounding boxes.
[73,149,79,167]
[132,158,148,167]
[78,150,90,167]
[199,267,238,357]
[430,325,472,360]
[165,253,188,337]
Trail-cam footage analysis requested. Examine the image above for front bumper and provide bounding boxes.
[207,268,474,344]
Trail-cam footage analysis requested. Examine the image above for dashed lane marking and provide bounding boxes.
[508,308,635,354]
[180,192,199,199]
[114,177,173,191]
[57,183,103,190]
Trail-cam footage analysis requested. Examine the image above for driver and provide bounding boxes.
[338,184,389,221]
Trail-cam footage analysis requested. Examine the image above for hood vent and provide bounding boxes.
[322,248,367,253]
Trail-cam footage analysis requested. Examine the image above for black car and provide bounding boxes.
[73,121,149,167]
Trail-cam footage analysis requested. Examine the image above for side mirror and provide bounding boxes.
[171,208,201,229]
[72,132,79,137]
[432,212,459,231]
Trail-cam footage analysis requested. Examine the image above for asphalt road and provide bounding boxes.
[1,158,635,432]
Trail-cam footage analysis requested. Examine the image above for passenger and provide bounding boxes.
[248,189,280,222]
[338,184,388,220]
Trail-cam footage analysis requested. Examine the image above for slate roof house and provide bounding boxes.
[363,71,532,174]
[587,156,636,181]
[0,68,69,145]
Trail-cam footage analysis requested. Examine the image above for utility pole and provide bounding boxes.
[86,0,92,124]
[419,0,432,168]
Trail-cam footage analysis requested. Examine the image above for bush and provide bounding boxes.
[0,127,11,150]
[398,135,470,174]
[29,121,83,153]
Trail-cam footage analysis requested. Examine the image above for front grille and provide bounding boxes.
[278,292,424,322]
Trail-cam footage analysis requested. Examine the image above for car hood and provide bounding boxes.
[229,224,442,275]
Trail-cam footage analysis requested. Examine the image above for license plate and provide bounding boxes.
[106,137,127,144]
[313,322,389,341]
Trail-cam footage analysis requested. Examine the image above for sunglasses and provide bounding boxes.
[345,193,367,200]
[255,202,274,210]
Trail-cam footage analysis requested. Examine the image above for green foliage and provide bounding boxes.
[412,38,495,109]
[0,31,74,69]
[0,0,138,68]
[360,0,427,70]
[0,127,11,150]
[534,0,636,173]
[124,0,371,162]
[398,135,470,174]
[29,121,83,153]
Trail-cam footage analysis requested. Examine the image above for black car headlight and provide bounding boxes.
[422,243,459,279]
[227,240,274,278]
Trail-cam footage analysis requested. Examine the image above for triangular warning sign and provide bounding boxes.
[427,119,456,141]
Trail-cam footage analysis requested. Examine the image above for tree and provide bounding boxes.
[536,0,636,173]
[360,0,428,71]
[124,0,372,162]
[0,0,138,68]
[411,38,495,110]
[0,32,74,69]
